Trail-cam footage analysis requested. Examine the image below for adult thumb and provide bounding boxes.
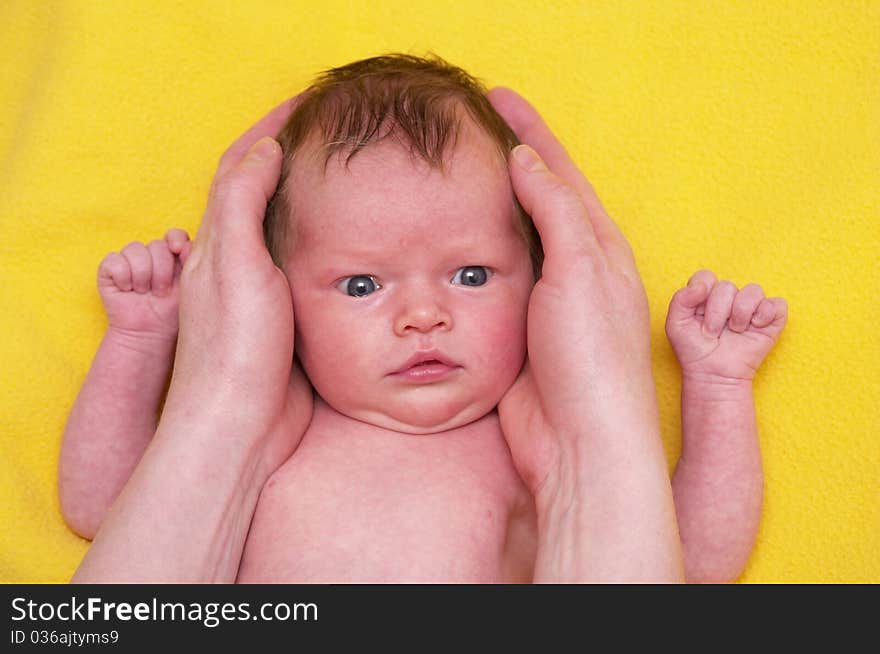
[205,137,283,253]
[508,145,599,266]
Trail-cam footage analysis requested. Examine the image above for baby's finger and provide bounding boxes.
[666,280,711,325]
[508,145,599,268]
[97,252,132,292]
[148,240,175,297]
[702,280,737,338]
[729,284,764,333]
[120,242,152,294]
[686,270,718,316]
[165,228,190,255]
[686,269,718,289]
[751,297,787,329]
[768,297,789,330]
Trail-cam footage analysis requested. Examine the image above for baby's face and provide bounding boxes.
[283,118,534,434]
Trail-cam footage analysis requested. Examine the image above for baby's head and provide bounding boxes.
[265,54,543,434]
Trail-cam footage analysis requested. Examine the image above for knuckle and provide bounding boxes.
[548,179,584,211]
[99,253,121,275]
[123,246,149,265]
[772,297,788,314]
[734,301,752,318]
[687,269,716,287]
[215,167,250,192]
[211,172,258,210]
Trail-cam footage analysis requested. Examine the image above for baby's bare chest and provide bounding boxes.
[237,410,535,583]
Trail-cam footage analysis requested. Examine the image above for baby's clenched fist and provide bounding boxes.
[97,229,191,340]
[665,270,788,382]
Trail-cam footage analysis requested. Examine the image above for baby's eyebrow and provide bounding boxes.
[313,244,395,263]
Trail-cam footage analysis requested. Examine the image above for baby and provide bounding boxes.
[60,54,787,582]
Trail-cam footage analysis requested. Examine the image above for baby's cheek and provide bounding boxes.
[293,311,351,388]
[477,308,528,393]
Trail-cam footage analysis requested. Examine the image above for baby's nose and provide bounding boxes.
[393,296,453,335]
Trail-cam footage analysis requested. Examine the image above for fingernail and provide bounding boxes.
[513,145,547,172]
[247,136,279,162]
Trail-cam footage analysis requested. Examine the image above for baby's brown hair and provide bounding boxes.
[264,53,543,277]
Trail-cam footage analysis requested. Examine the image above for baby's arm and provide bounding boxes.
[665,270,787,582]
[59,230,191,539]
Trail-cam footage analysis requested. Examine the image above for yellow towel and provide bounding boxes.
[1,1,877,583]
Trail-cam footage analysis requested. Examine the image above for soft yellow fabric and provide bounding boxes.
[1,1,877,583]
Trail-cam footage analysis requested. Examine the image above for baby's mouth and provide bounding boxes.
[389,350,461,382]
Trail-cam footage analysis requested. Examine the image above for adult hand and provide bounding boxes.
[73,98,312,582]
[164,98,313,479]
[490,88,683,582]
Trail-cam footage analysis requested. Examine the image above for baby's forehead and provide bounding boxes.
[283,129,519,252]
[288,123,508,208]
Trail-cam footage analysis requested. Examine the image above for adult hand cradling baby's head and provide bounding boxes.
[490,88,683,582]
[167,96,313,478]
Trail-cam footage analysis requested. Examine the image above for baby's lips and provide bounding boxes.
[390,349,457,375]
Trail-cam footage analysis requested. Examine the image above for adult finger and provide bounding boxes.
[199,96,299,246]
[508,144,599,265]
[487,86,634,267]
[216,96,300,179]
[203,137,284,258]
[489,87,587,191]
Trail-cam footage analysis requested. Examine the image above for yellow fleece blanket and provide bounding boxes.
[1,1,877,583]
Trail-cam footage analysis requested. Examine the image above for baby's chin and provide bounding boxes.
[334,396,500,435]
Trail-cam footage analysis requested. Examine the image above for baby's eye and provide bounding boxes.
[337,275,381,297]
[451,266,492,287]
